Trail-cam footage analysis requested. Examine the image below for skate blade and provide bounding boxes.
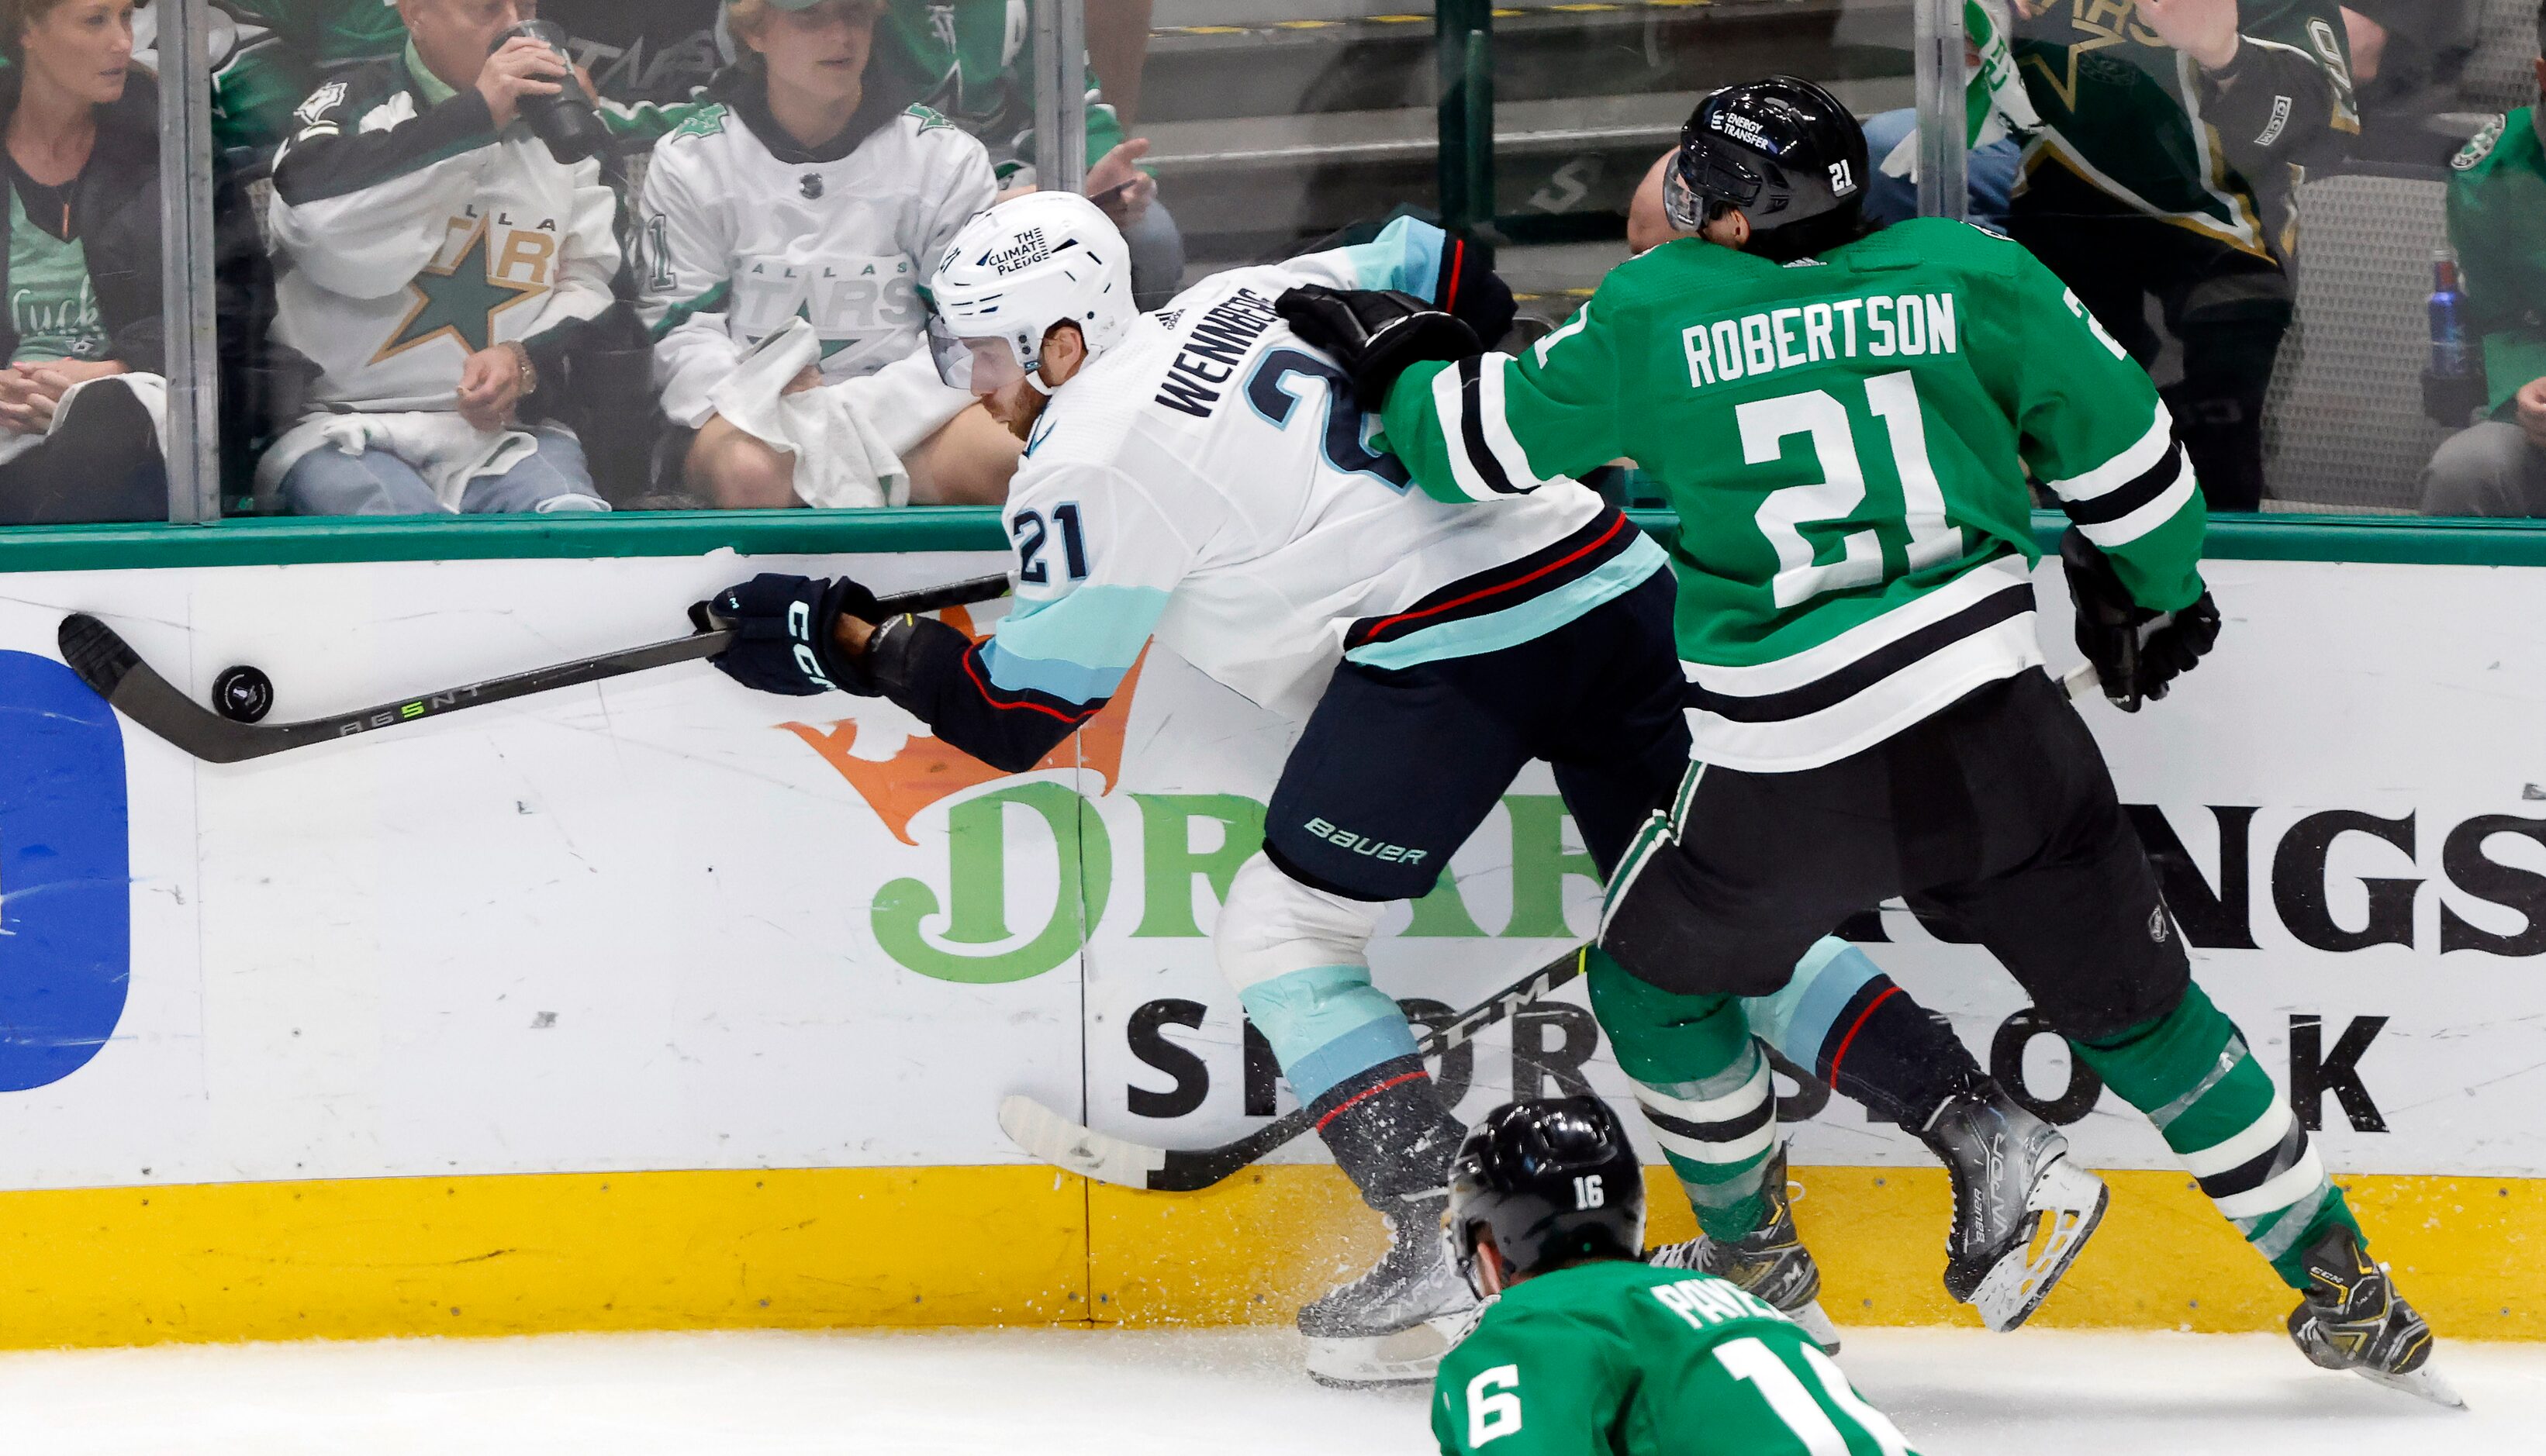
[1972,1156,2109,1334]
[2356,1361,2468,1410]
[1788,1299,1842,1355]
[1304,1311,1470,1389]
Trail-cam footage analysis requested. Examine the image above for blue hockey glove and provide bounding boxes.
[696,573,883,697]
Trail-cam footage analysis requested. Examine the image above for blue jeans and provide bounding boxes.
[1858,108,2020,231]
[281,426,609,516]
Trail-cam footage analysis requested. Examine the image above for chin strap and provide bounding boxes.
[1025,367,1059,395]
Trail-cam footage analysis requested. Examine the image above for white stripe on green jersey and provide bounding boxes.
[1377,218,2207,772]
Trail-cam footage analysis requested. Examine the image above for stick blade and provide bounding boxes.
[58,613,139,699]
[997,1094,1167,1189]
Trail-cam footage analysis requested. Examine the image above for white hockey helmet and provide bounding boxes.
[927,191,1137,395]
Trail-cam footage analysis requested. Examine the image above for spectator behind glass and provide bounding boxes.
[203,0,728,158]
[259,0,624,516]
[2342,1,2479,165]
[872,0,1181,306]
[2420,17,2546,517]
[637,0,1019,509]
[0,0,168,524]
[2007,0,2359,512]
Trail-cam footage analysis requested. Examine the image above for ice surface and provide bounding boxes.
[2,1325,2537,1454]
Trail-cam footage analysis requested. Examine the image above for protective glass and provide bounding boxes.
[928,316,1027,395]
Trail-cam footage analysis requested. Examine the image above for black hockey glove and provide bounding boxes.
[1275,285,1481,412]
[1432,233,1518,349]
[2058,528,2222,712]
[695,572,883,697]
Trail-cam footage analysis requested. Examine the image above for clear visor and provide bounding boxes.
[928,316,1027,396]
[1663,141,1767,233]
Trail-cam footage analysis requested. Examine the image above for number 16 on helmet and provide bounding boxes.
[1446,1096,1649,1296]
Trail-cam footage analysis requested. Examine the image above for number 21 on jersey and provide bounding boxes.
[1743,370,1961,609]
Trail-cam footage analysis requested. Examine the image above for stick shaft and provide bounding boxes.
[63,572,1015,764]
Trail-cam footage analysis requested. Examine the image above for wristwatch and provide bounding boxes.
[504,340,538,398]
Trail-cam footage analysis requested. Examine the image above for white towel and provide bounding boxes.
[256,409,544,512]
[709,319,974,510]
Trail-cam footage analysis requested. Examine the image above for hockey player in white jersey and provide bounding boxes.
[700,193,2107,1383]
[636,0,1020,509]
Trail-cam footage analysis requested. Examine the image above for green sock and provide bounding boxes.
[2073,982,2361,1288]
[1587,949,1780,1240]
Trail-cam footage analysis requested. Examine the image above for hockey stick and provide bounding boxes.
[999,944,1588,1192]
[58,572,1014,764]
[1004,665,2112,1192]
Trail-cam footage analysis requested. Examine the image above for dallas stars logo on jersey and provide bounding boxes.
[374,209,560,362]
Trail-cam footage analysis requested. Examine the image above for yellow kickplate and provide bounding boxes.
[0,1164,2531,1348]
[0,1166,1086,1349]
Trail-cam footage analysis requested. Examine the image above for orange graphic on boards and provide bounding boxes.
[780,604,1147,845]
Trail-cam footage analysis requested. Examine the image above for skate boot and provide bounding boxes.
[1299,1192,1478,1388]
[1297,1057,1478,1389]
[1646,1148,1840,1352]
[1916,1084,2109,1332]
[2286,1222,2463,1407]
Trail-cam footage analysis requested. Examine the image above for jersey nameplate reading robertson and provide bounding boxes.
[1155,287,1283,417]
[1684,291,1960,391]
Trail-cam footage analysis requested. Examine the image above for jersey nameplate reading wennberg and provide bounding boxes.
[1376,218,2206,771]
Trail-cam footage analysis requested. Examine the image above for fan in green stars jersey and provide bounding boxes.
[1435,1097,1922,1456]
[1284,77,2458,1406]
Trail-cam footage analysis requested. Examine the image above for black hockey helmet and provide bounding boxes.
[1665,76,1869,263]
[1446,1096,1646,1294]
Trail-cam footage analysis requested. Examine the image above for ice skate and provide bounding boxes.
[1299,1193,1478,1389]
[1646,1149,1840,1352]
[2286,1223,2465,1409]
[1917,1084,2108,1331]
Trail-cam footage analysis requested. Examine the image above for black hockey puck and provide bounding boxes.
[212,664,274,724]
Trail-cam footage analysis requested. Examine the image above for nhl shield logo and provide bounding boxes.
[2148,906,2170,944]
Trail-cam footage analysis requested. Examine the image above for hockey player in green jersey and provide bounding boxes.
[1281,76,2455,1403]
[1436,1095,1925,1456]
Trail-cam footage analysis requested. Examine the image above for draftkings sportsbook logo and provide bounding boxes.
[776,606,1608,985]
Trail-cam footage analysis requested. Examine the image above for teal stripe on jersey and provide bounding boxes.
[1345,532,1669,671]
[980,585,1171,702]
[1740,937,1880,1073]
[1336,216,1445,300]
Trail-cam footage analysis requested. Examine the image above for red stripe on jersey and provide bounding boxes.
[1354,511,1630,642]
[961,649,1100,725]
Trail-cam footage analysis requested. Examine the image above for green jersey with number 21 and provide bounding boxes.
[1376,219,2207,773]
[1433,1261,1921,1456]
